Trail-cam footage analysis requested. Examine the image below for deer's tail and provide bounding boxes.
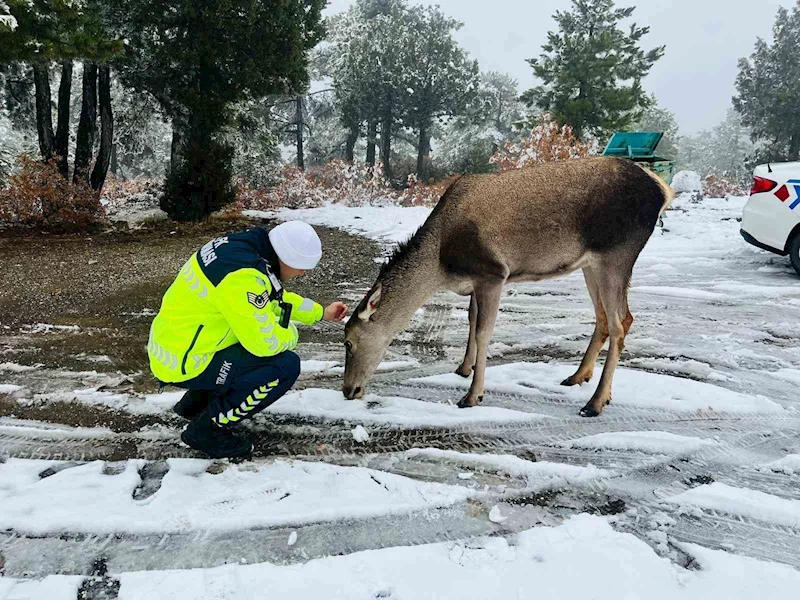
[642,167,675,216]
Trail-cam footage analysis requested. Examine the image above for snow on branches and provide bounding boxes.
[234,160,393,211]
[233,158,452,211]
[0,1,16,30]
[489,114,592,171]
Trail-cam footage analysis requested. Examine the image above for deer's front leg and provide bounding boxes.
[457,282,503,408]
[455,293,478,378]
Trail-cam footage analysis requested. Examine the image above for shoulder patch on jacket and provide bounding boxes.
[247,291,270,309]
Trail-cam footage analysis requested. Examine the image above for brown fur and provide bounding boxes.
[344,157,671,416]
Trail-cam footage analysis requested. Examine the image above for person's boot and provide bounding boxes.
[181,410,253,459]
[173,389,211,420]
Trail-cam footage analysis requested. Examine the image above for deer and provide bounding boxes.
[342,156,673,417]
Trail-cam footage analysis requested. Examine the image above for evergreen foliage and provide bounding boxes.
[734,2,800,162]
[110,0,325,219]
[522,0,664,139]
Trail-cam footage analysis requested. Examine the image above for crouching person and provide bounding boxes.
[148,221,348,458]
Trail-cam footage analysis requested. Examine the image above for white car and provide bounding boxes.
[741,161,800,275]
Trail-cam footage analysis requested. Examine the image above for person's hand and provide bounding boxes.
[323,301,349,321]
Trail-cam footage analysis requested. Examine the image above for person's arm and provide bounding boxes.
[214,269,298,356]
[282,291,324,325]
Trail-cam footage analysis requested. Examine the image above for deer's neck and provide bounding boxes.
[377,236,444,333]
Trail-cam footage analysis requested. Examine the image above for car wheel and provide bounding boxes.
[790,232,800,277]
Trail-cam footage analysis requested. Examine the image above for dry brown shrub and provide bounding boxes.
[490,114,591,172]
[701,174,747,198]
[398,173,462,206]
[0,156,105,232]
[235,161,395,211]
[101,173,162,202]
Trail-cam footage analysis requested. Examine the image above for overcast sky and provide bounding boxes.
[323,0,795,135]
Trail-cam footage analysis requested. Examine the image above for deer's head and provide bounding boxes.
[342,283,392,399]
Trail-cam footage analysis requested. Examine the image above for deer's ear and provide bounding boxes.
[358,284,382,321]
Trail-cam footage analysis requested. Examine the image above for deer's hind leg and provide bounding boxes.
[579,256,635,418]
[562,266,608,387]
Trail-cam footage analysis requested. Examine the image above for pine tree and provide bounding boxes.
[734,3,800,162]
[301,90,348,166]
[110,76,171,179]
[436,71,525,174]
[1,1,122,188]
[677,109,754,185]
[327,0,478,181]
[675,134,703,174]
[224,96,284,188]
[327,0,410,179]
[403,5,479,182]
[110,0,325,220]
[706,109,754,186]
[522,0,664,139]
[322,10,365,161]
[475,72,527,136]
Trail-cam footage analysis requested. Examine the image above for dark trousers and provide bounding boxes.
[174,344,300,427]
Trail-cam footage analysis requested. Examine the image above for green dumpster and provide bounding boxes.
[601,131,675,185]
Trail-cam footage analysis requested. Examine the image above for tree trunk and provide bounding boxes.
[110,143,118,176]
[416,122,430,182]
[295,95,304,171]
[170,120,184,175]
[73,62,98,185]
[789,132,800,162]
[365,119,377,165]
[345,125,357,162]
[32,63,55,162]
[91,65,113,192]
[54,61,73,178]
[380,111,392,181]
[494,91,504,131]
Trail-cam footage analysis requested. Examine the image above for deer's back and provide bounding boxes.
[435,157,667,280]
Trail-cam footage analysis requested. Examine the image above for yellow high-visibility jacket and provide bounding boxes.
[148,228,323,383]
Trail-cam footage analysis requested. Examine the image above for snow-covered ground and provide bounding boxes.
[410,362,784,413]
[2,193,800,597]
[244,204,432,243]
[0,458,477,535]
[110,516,800,599]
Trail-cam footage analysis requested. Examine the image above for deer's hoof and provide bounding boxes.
[455,365,474,378]
[579,397,610,417]
[561,373,592,387]
[457,394,482,409]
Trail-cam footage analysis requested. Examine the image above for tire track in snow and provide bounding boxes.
[2,410,799,462]
[0,475,616,578]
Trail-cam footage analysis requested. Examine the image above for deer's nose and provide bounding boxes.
[342,385,362,400]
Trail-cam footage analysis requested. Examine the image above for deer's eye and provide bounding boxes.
[344,340,353,353]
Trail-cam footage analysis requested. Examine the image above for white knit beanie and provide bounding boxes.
[268,221,322,270]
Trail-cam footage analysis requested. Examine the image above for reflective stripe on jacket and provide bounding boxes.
[148,228,323,383]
